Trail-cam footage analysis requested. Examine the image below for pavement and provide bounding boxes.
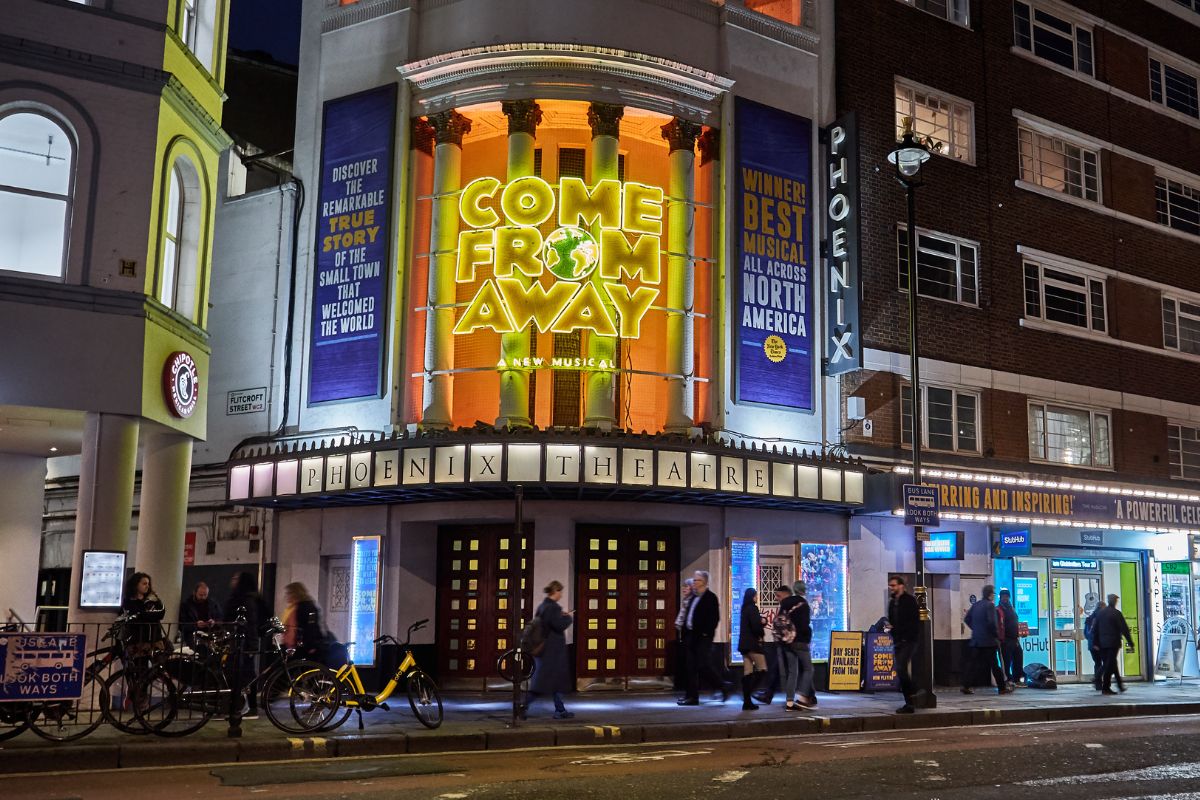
[2,679,1199,775]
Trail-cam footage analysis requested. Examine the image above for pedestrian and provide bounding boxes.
[997,589,1023,687]
[1084,599,1107,690]
[282,582,330,664]
[754,585,791,705]
[179,581,221,646]
[1096,594,1134,695]
[775,581,811,711]
[737,587,767,711]
[887,575,921,714]
[791,580,817,708]
[121,571,168,659]
[673,578,694,691]
[677,570,729,705]
[962,585,1011,695]
[521,580,575,719]
[224,572,270,718]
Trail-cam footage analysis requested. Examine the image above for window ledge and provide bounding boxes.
[1009,46,1105,91]
[1028,456,1114,473]
[1019,316,1111,343]
[1014,180,1200,248]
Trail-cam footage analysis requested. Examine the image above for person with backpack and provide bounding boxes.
[753,585,792,706]
[774,583,808,711]
[737,587,767,711]
[520,580,574,720]
[790,581,817,708]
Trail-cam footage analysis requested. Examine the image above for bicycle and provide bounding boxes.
[151,612,341,736]
[312,619,443,731]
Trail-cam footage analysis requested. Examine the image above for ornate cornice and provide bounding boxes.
[502,99,543,136]
[587,103,624,139]
[661,118,702,154]
[428,109,472,146]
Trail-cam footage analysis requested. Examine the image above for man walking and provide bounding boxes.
[677,570,729,705]
[962,585,1011,695]
[887,575,921,714]
[791,581,817,708]
[1084,599,1107,690]
[754,584,791,705]
[997,589,1023,687]
[1096,594,1134,695]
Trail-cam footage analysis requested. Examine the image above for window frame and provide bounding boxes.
[1155,174,1200,237]
[179,0,199,52]
[1013,0,1095,78]
[894,78,976,165]
[901,384,982,455]
[1022,257,1108,335]
[1027,400,1112,469]
[896,223,980,307]
[1017,125,1101,203]
[1161,295,1200,354]
[1168,422,1200,480]
[897,0,970,28]
[1149,55,1200,120]
[0,108,76,282]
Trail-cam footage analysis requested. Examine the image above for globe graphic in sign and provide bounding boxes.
[543,226,600,281]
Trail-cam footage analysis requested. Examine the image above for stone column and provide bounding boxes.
[582,103,624,429]
[421,110,471,430]
[68,412,140,622]
[495,100,542,429]
[0,454,47,623]
[662,118,702,432]
[133,430,194,613]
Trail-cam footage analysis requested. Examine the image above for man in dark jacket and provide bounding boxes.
[1084,599,1107,690]
[1096,594,1134,695]
[678,570,729,705]
[962,585,1010,695]
[887,575,921,713]
[179,581,221,645]
[997,589,1022,687]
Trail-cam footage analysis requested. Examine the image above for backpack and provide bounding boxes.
[773,608,797,644]
[520,614,547,656]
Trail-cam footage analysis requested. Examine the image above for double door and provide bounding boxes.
[575,526,679,688]
[1051,573,1102,681]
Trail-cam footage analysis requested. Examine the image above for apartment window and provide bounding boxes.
[1018,127,1099,202]
[1023,260,1106,333]
[1150,59,1200,119]
[899,0,969,26]
[1028,403,1111,468]
[1169,424,1200,480]
[897,225,978,305]
[895,81,974,163]
[1013,1,1094,76]
[0,111,74,279]
[159,157,202,320]
[1162,297,1200,354]
[901,385,980,453]
[1156,176,1200,236]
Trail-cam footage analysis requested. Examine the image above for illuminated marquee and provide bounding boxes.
[453,176,664,342]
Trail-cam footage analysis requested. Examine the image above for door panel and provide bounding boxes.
[320,556,351,647]
[576,526,679,688]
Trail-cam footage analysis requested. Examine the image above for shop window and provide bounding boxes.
[1162,297,1200,354]
[896,225,978,306]
[1028,402,1111,468]
[1169,424,1200,480]
[1156,176,1200,237]
[898,0,969,26]
[1150,58,1200,119]
[1023,259,1106,333]
[0,111,74,279]
[159,156,203,321]
[1013,1,1093,77]
[1018,127,1099,203]
[901,385,979,454]
[894,80,974,163]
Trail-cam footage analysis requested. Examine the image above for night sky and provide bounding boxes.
[229,0,302,66]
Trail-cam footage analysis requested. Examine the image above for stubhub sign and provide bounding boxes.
[997,529,1031,557]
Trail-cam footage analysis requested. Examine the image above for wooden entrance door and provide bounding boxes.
[575,526,679,688]
[436,525,534,689]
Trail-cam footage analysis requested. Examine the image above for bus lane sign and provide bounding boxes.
[0,633,85,701]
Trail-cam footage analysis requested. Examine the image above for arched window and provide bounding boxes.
[159,156,202,320]
[0,111,74,278]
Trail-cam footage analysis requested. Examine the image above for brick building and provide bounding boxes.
[837,0,1200,683]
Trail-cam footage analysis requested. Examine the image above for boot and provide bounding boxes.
[741,674,758,711]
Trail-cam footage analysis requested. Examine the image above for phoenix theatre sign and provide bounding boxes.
[453,176,664,365]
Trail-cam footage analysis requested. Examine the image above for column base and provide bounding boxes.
[494,416,533,430]
[582,418,615,432]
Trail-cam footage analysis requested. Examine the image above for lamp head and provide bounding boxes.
[888,116,931,179]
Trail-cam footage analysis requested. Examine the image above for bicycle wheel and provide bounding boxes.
[406,670,443,729]
[27,670,108,742]
[0,704,30,741]
[103,668,152,734]
[288,666,343,733]
[128,668,178,735]
[152,655,223,737]
[261,660,339,734]
[294,667,355,733]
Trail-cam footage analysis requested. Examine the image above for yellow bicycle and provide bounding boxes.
[316,619,443,731]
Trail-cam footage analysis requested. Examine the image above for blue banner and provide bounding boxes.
[309,85,396,404]
[922,531,963,560]
[1,633,85,701]
[801,543,847,661]
[734,98,813,410]
[350,535,382,666]
[728,539,759,664]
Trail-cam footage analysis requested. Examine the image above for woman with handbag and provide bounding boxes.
[520,580,574,720]
[121,572,168,660]
[737,587,767,711]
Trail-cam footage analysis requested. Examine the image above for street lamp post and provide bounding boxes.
[889,116,936,709]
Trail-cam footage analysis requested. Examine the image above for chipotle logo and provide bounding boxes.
[163,351,199,418]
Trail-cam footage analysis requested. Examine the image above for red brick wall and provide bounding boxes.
[1110,279,1163,348]
[1097,28,1149,100]
[1105,152,1158,221]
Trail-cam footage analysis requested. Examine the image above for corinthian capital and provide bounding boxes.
[661,118,702,154]
[588,103,624,139]
[427,110,472,147]
[502,99,543,136]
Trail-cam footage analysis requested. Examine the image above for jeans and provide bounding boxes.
[894,639,917,704]
[795,646,814,698]
[1001,639,1023,684]
[1101,646,1125,691]
[781,647,800,702]
[965,645,1006,690]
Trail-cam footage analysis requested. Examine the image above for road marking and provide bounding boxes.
[713,770,749,783]
[914,759,940,767]
[1084,743,1104,748]
[287,738,304,750]
[1021,760,1200,786]
[569,749,712,765]
[822,737,929,749]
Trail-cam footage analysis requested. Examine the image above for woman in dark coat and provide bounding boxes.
[282,582,328,663]
[737,587,767,711]
[121,572,167,657]
[224,572,270,717]
[522,580,574,720]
